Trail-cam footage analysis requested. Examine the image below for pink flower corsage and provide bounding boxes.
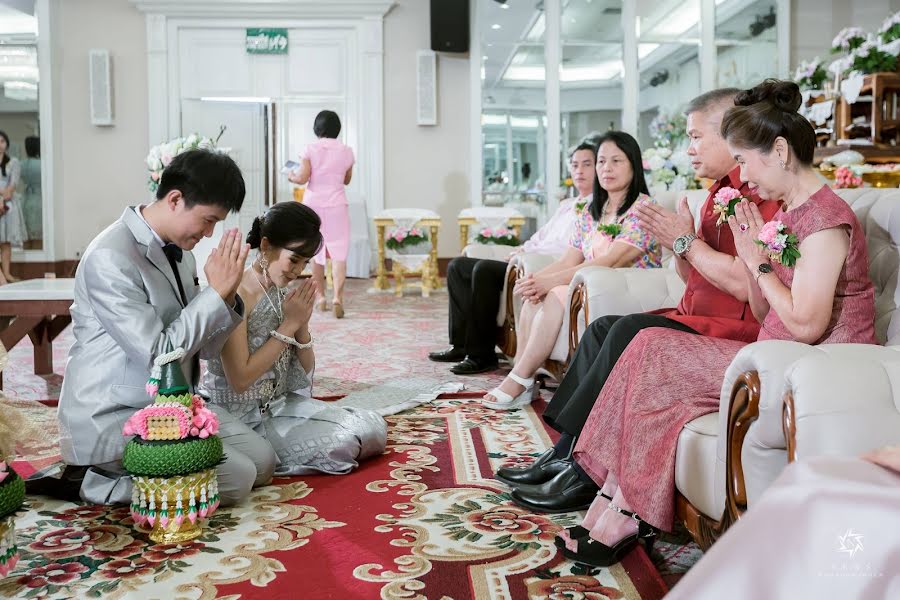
[755,220,801,267]
[712,186,749,227]
[834,166,863,189]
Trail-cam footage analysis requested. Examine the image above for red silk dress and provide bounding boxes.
[573,186,878,531]
[649,166,782,343]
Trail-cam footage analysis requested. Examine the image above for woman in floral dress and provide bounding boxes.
[483,131,661,410]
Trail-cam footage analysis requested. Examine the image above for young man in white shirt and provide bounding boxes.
[429,143,597,375]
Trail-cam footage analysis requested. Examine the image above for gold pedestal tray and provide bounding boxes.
[131,468,218,544]
[861,171,900,188]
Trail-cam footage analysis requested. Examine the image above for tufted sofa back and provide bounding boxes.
[832,188,900,346]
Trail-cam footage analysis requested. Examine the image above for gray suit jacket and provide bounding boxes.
[58,207,244,466]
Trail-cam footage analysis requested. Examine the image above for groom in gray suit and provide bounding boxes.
[54,149,277,506]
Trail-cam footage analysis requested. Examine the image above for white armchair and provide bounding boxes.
[518,186,900,549]
[496,189,705,375]
[514,189,709,375]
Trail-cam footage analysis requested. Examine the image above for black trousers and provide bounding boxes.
[543,313,699,437]
[447,257,508,360]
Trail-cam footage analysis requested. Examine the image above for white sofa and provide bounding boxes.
[503,189,709,376]
[566,187,900,547]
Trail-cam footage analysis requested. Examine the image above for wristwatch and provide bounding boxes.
[755,262,773,283]
[673,233,697,258]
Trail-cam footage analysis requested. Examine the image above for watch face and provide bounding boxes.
[674,236,687,254]
[758,263,774,274]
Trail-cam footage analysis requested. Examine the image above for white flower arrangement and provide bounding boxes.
[146,128,229,192]
[642,146,700,192]
[831,27,867,54]
[793,57,828,90]
[879,11,900,43]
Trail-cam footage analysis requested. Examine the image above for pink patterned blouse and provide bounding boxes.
[568,193,661,268]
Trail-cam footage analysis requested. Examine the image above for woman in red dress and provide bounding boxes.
[559,80,879,566]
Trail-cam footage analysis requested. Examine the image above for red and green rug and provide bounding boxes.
[3,279,695,597]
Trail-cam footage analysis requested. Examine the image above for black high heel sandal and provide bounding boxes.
[553,492,613,550]
[559,503,659,567]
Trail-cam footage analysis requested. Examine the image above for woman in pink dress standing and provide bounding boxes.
[289,110,355,318]
[557,80,878,567]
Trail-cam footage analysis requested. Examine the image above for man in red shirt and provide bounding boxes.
[500,88,782,513]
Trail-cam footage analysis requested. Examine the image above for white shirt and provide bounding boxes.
[136,204,166,247]
[521,195,586,255]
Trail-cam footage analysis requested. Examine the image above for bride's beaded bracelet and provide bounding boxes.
[270,330,314,350]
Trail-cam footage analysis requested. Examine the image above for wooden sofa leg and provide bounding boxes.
[676,370,762,550]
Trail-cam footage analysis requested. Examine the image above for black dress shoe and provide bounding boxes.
[24,465,87,502]
[510,464,598,513]
[428,347,467,363]
[450,356,499,375]
[495,450,569,486]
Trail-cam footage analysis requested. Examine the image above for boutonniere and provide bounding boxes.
[597,223,622,237]
[713,186,750,227]
[755,220,801,267]
[575,200,588,212]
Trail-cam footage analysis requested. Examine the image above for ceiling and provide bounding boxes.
[481,0,776,92]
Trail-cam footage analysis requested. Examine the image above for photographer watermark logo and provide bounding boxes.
[819,528,883,579]
[837,529,864,559]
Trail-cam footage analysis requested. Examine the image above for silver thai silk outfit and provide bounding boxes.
[57,207,279,507]
[202,286,387,475]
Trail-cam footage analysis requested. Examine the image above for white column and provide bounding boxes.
[545,0,561,214]
[470,0,483,206]
[145,13,168,145]
[700,0,716,90]
[360,16,386,218]
[36,0,57,261]
[621,0,638,136]
[505,114,514,185]
[777,0,791,78]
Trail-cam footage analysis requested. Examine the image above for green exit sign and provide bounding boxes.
[246,28,289,54]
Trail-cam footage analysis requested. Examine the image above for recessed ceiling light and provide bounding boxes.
[501,3,509,8]
[492,24,501,30]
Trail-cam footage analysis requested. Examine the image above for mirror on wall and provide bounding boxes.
[481,0,547,225]
[560,0,624,191]
[0,2,42,253]
[636,0,702,193]
[476,0,785,208]
[716,0,777,88]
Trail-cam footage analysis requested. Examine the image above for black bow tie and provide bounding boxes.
[162,243,183,263]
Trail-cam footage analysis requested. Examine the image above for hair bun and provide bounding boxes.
[735,79,802,113]
[246,217,263,248]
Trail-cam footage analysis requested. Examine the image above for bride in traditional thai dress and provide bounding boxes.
[203,202,386,475]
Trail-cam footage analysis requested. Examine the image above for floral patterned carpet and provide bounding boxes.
[2,278,697,598]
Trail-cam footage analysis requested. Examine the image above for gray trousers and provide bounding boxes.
[80,404,277,507]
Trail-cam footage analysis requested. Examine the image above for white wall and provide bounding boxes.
[383,0,470,257]
[54,0,148,259]
[46,0,900,260]
[48,0,471,260]
[791,0,900,65]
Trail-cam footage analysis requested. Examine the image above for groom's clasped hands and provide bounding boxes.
[204,228,250,304]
